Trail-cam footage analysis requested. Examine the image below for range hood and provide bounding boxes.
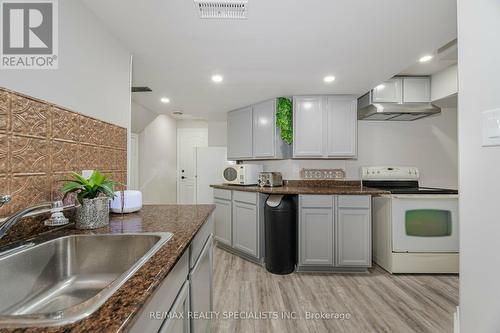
[357,76,441,121]
[357,98,441,121]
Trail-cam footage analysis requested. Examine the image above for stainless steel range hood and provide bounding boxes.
[357,97,441,121]
[357,76,441,121]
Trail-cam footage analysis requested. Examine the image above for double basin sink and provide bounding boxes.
[0,232,172,328]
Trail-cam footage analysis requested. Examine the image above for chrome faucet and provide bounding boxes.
[0,196,75,240]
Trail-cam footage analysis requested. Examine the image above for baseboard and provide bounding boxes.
[391,252,459,274]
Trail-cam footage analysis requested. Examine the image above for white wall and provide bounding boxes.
[0,0,131,129]
[431,64,458,102]
[131,101,157,133]
[248,109,458,188]
[139,115,177,204]
[208,121,228,147]
[458,0,500,332]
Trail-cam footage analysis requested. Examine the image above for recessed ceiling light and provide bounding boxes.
[323,75,336,83]
[419,55,433,63]
[211,74,223,83]
[160,97,170,103]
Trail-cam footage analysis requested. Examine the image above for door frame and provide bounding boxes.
[176,127,209,203]
[130,133,139,190]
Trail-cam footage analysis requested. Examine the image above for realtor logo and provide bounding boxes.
[1,0,58,69]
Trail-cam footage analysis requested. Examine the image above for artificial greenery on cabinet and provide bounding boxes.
[276,97,293,144]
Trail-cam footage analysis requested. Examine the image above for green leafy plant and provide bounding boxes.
[61,170,118,204]
[276,97,293,144]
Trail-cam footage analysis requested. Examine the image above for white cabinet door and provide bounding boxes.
[253,99,275,158]
[232,201,258,257]
[293,96,324,157]
[158,281,190,333]
[299,207,334,266]
[403,77,431,103]
[326,96,357,157]
[189,237,213,333]
[372,77,403,103]
[227,107,253,160]
[336,208,371,267]
[214,199,232,246]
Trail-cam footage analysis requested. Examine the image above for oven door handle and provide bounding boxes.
[391,194,459,199]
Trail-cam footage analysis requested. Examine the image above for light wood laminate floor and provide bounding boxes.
[212,247,459,333]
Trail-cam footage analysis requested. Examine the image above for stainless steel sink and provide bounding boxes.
[0,232,172,328]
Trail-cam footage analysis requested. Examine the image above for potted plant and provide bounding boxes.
[61,170,119,230]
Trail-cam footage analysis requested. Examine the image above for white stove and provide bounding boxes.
[362,166,459,274]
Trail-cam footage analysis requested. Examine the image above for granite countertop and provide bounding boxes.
[211,180,389,195]
[0,204,215,333]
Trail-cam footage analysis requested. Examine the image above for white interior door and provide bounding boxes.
[130,133,139,190]
[177,128,208,204]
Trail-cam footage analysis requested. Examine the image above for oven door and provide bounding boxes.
[391,195,459,252]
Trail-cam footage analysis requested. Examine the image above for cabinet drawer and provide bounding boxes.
[129,251,189,333]
[337,195,371,209]
[190,213,214,269]
[300,195,333,208]
[214,189,231,200]
[233,190,257,205]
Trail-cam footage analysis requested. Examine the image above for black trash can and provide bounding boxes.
[264,195,297,275]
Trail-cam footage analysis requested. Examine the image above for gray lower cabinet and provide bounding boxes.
[298,195,371,271]
[232,201,258,257]
[336,208,371,267]
[214,198,232,246]
[336,196,371,267]
[189,236,213,333]
[129,214,213,333]
[299,207,334,266]
[213,189,264,262]
[158,281,190,333]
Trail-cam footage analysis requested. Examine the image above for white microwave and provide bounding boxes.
[222,164,263,185]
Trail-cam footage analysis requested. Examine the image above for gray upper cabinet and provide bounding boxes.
[371,76,431,104]
[326,96,357,158]
[403,77,431,103]
[336,196,371,267]
[227,107,253,160]
[227,99,291,161]
[293,95,357,159]
[293,96,325,157]
[253,99,276,158]
[371,77,403,103]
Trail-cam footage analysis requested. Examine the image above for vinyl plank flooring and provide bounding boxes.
[212,247,459,333]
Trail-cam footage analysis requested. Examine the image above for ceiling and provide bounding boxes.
[400,40,458,76]
[81,0,457,120]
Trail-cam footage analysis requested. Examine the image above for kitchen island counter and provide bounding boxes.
[0,204,215,333]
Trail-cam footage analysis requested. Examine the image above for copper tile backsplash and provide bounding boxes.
[0,87,127,217]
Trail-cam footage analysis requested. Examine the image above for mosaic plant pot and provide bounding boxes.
[75,197,110,230]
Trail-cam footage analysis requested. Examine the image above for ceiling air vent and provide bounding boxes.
[194,0,248,19]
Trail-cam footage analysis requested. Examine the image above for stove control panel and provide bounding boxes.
[361,166,419,181]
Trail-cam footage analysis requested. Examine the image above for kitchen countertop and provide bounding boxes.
[0,204,215,333]
[211,182,389,195]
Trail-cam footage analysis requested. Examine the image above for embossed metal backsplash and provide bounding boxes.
[0,87,127,217]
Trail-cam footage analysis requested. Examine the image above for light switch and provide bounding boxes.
[482,108,500,146]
